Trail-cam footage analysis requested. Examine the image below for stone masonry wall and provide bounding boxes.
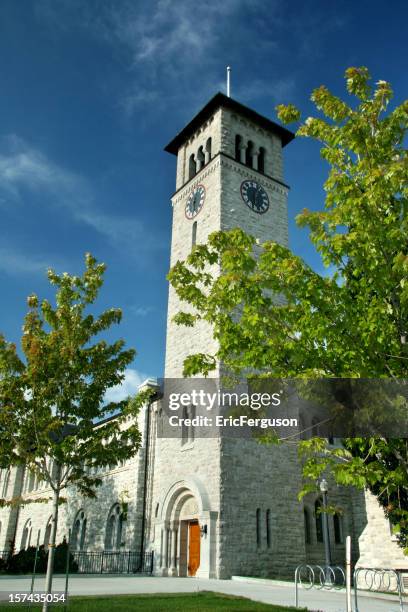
[1,409,148,554]
[353,489,408,569]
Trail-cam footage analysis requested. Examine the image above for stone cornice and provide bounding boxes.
[220,154,289,197]
[171,152,289,205]
[171,157,221,206]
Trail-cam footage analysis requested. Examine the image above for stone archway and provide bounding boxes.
[154,478,217,578]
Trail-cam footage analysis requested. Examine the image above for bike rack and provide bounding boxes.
[354,567,405,612]
[294,563,345,608]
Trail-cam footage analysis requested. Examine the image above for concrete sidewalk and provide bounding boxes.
[0,574,406,611]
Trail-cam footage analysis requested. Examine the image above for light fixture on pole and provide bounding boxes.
[319,478,332,573]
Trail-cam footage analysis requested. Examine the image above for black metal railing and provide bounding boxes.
[71,550,154,574]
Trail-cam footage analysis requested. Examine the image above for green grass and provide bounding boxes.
[0,591,306,611]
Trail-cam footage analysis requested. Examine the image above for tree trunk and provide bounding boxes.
[42,463,61,612]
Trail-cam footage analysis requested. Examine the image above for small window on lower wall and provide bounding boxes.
[192,221,197,248]
[334,513,343,544]
[315,499,323,543]
[181,405,195,446]
[304,507,311,544]
[266,509,271,548]
[256,508,261,547]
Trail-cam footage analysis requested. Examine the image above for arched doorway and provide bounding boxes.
[156,478,216,578]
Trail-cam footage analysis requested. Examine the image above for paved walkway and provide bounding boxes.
[0,574,406,611]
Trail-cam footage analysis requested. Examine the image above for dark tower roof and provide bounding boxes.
[164,92,295,155]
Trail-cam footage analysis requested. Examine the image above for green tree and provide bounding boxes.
[168,68,408,547]
[0,253,149,609]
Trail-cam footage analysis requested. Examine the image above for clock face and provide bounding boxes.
[185,185,205,219]
[241,180,269,214]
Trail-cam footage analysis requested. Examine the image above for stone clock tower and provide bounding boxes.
[163,93,294,379]
[147,93,314,580]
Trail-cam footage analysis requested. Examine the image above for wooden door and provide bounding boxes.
[188,522,200,576]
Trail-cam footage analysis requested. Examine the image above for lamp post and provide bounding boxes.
[320,478,332,571]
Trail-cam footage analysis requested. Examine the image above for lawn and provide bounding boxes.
[0,591,306,611]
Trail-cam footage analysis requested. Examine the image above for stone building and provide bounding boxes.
[0,92,406,579]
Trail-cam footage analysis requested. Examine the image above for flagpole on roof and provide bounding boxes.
[227,66,231,98]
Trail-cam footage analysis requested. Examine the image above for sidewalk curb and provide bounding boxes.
[231,575,406,603]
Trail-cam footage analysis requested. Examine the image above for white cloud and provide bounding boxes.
[0,247,58,276]
[104,367,149,404]
[101,0,246,63]
[0,135,84,200]
[130,305,155,317]
[34,1,348,115]
[0,136,164,256]
[235,77,296,105]
[94,1,248,111]
[120,88,160,117]
[35,0,278,113]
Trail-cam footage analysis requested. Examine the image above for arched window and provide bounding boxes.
[105,504,126,550]
[258,147,265,173]
[205,137,212,163]
[256,508,261,547]
[304,507,311,544]
[334,513,343,544]
[105,513,116,550]
[246,141,254,168]
[71,510,87,551]
[188,154,196,180]
[315,499,323,543]
[192,221,197,248]
[44,516,52,548]
[196,146,205,171]
[235,135,242,161]
[155,503,159,518]
[21,519,32,550]
[266,509,271,548]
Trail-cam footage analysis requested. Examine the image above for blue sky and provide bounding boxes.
[0,0,407,399]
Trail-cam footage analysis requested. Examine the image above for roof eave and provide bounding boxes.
[164,92,295,155]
